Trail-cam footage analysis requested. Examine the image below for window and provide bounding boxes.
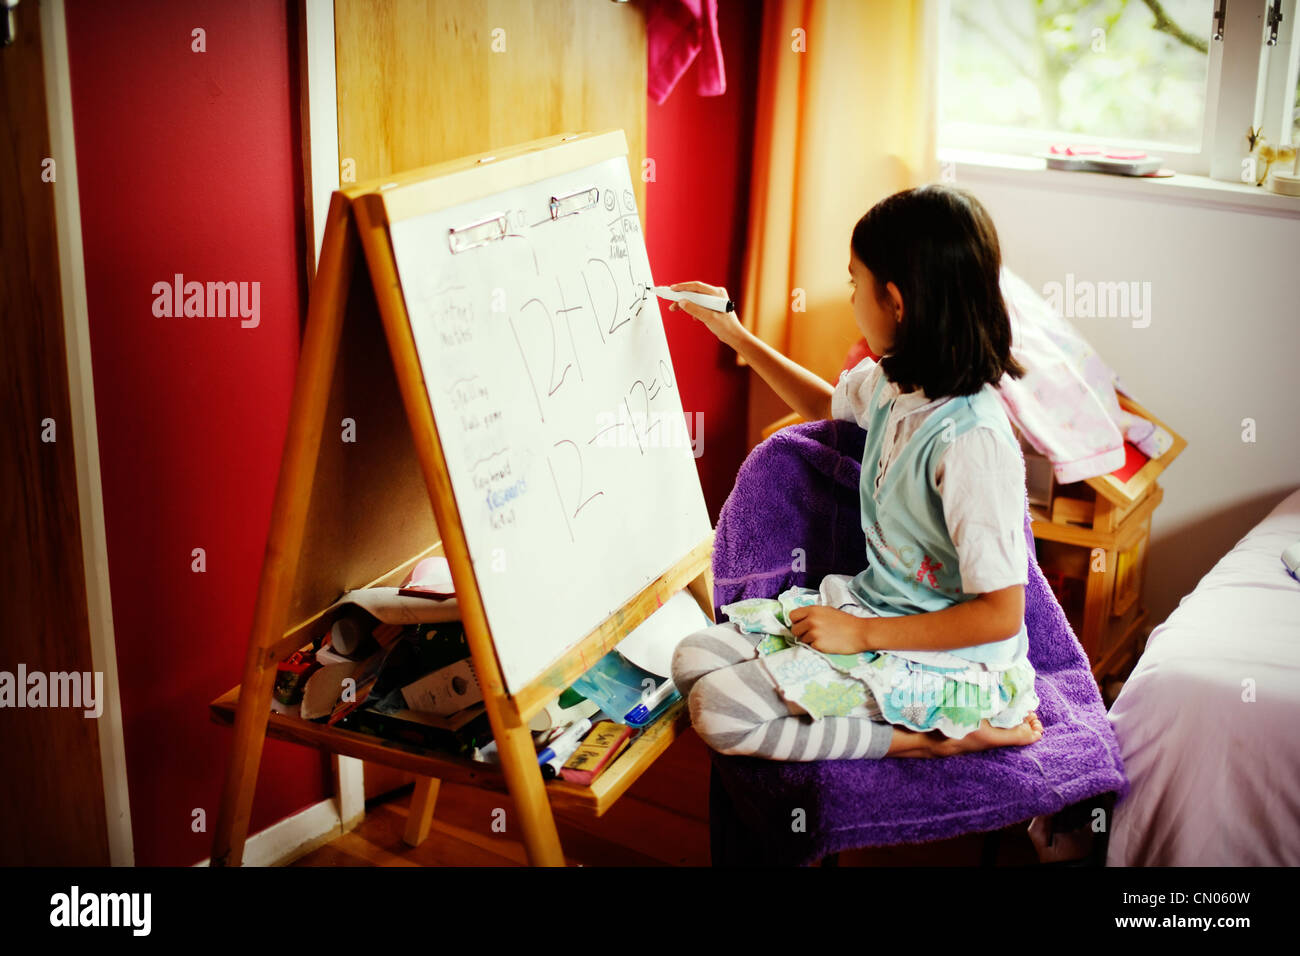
[938,0,1300,181]
[1264,1,1300,147]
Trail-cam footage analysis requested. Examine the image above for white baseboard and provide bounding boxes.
[194,798,344,867]
[194,756,366,867]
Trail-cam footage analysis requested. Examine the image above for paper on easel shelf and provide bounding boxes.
[327,586,459,626]
[400,658,483,716]
[300,662,360,720]
[300,642,395,721]
[616,588,712,678]
[528,695,601,734]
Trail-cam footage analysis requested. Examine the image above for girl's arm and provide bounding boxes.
[668,281,833,421]
[728,324,834,422]
[858,584,1025,653]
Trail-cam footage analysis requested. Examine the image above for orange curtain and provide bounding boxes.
[740,0,938,440]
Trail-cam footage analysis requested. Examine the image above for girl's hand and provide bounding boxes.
[787,606,872,655]
[666,280,745,346]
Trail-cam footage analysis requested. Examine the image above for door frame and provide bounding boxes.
[38,0,133,866]
[301,0,367,826]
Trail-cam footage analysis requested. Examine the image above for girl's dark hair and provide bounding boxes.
[851,183,1024,397]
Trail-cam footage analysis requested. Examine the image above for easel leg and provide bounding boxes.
[210,654,278,866]
[211,193,357,866]
[495,721,566,866]
[404,776,441,847]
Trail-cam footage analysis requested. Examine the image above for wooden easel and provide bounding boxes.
[210,131,714,867]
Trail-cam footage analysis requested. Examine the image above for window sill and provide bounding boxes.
[938,148,1300,219]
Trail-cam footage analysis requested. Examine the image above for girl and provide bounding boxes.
[669,183,1043,761]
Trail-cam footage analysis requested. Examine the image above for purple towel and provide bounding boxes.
[707,420,1129,866]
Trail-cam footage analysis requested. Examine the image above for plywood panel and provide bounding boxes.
[286,255,440,628]
[334,0,648,216]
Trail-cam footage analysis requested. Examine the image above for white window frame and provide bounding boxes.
[936,0,1287,182]
[1256,0,1300,148]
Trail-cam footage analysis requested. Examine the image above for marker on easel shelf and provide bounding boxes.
[537,716,592,771]
[650,286,735,313]
[625,678,677,725]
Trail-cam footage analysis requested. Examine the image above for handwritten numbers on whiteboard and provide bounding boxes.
[657,358,675,390]
[623,381,659,454]
[513,297,575,421]
[548,438,605,541]
[583,258,631,337]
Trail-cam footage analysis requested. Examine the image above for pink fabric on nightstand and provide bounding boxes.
[648,0,726,104]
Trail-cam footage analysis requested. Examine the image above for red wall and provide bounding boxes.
[65,0,759,866]
[647,1,761,520]
[66,0,326,866]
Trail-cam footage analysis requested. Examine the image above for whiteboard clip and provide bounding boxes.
[448,213,509,254]
[549,186,600,221]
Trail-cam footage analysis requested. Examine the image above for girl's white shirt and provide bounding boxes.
[831,358,1028,596]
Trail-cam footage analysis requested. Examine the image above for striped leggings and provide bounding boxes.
[671,622,894,761]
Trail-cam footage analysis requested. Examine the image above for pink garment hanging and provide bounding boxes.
[647,0,726,104]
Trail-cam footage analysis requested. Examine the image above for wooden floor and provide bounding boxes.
[290,727,1043,867]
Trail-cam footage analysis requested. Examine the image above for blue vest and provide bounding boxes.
[847,373,1028,668]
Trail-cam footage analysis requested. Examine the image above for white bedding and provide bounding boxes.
[1107,487,1300,866]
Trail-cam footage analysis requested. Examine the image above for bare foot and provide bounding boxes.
[932,712,1043,756]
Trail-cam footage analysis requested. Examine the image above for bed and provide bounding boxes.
[1106,487,1300,865]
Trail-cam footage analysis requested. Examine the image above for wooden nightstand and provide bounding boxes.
[1025,394,1185,684]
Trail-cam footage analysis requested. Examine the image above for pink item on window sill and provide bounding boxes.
[648,0,726,105]
[1041,144,1166,177]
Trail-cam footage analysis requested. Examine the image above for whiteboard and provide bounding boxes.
[389,155,712,692]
